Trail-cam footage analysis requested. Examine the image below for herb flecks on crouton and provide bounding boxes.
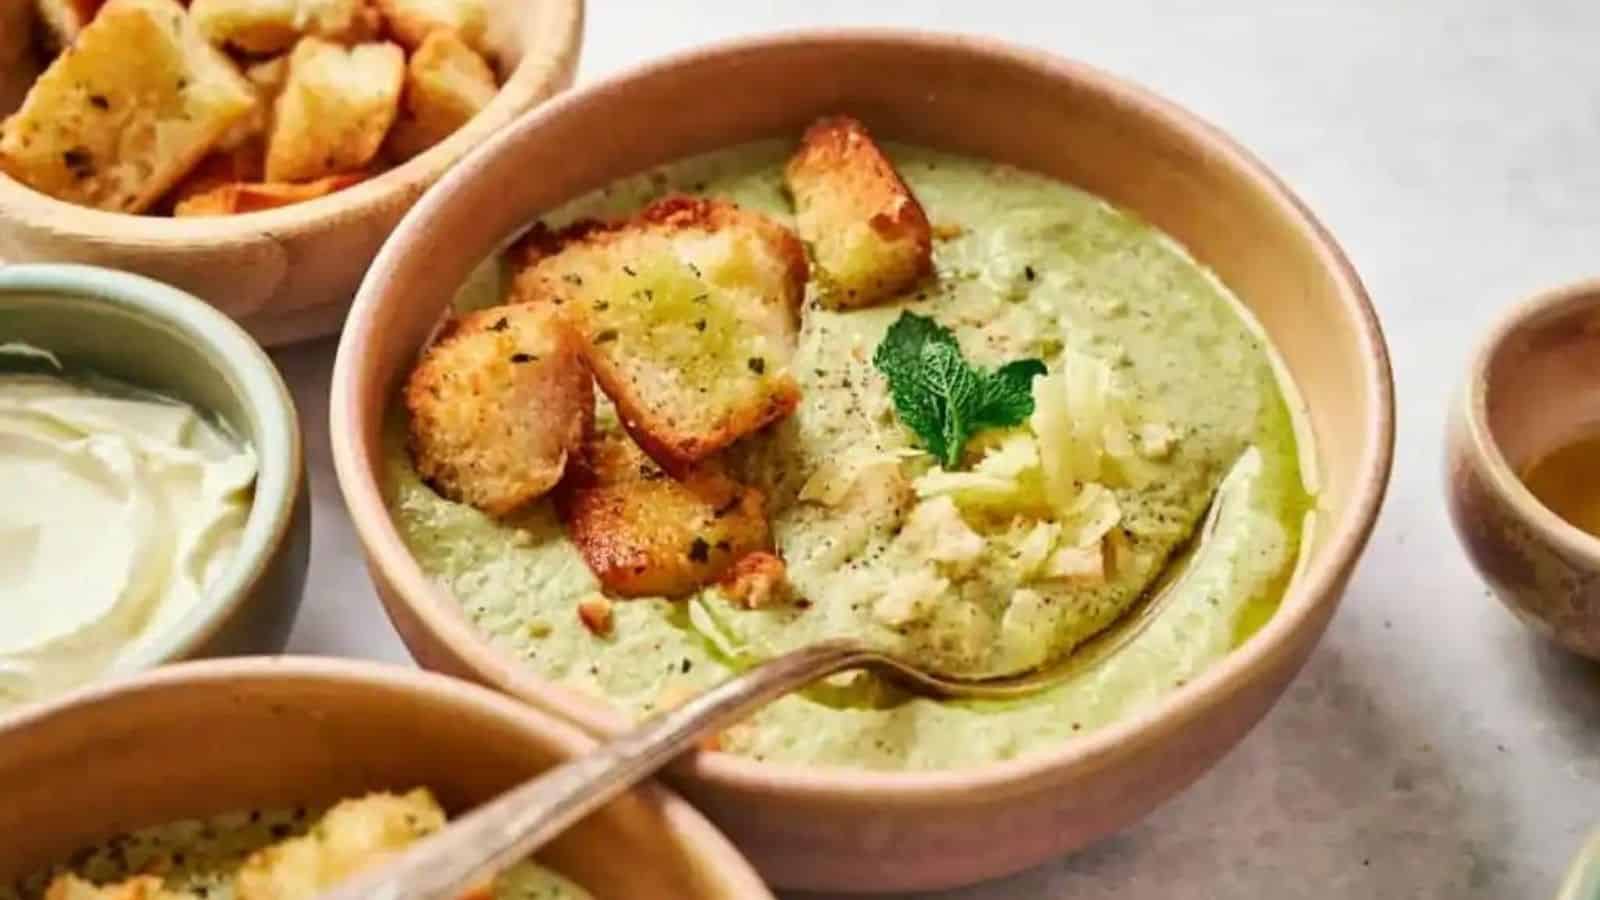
[556,428,771,599]
[406,303,594,517]
[510,195,807,473]
[0,0,258,213]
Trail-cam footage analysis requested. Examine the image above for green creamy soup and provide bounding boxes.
[0,808,590,900]
[385,141,1315,770]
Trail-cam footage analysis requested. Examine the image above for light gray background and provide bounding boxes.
[272,2,1600,897]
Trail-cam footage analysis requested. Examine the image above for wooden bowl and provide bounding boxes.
[1447,278,1600,658]
[0,0,583,347]
[331,31,1396,892]
[0,657,774,899]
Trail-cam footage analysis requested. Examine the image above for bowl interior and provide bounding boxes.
[0,264,300,671]
[1478,283,1600,474]
[0,660,766,899]
[336,31,1391,772]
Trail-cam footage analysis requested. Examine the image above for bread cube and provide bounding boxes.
[263,36,403,182]
[0,0,258,213]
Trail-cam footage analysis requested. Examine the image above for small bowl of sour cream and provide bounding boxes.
[0,264,307,711]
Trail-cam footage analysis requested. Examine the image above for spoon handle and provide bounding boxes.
[316,639,876,900]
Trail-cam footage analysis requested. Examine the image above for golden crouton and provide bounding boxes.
[374,0,485,51]
[173,171,366,216]
[785,115,932,308]
[511,195,806,473]
[31,0,103,49]
[719,550,788,609]
[43,875,200,900]
[555,427,771,599]
[406,303,594,517]
[264,37,403,182]
[215,55,292,153]
[383,29,497,161]
[0,0,258,214]
[189,0,372,54]
[235,790,445,900]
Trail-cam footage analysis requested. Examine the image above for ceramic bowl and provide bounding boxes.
[330,30,1395,892]
[0,657,774,899]
[1447,278,1600,658]
[0,263,308,707]
[0,0,583,347]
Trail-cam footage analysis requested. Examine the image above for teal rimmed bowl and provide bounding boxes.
[0,263,309,707]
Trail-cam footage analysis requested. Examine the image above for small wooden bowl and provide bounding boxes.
[1447,278,1600,658]
[332,30,1395,893]
[0,657,774,899]
[0,0,583,347]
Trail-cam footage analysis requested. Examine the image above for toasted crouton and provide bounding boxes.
[0,0,258,214]
[44,875,201,900]
[173,171,366,216]
[511,195,806,473]
[785,115,932,308]
[189,0,372,54]
[374,0,484,51]
[31,0,104,49]
[215,55,292,152]
[406,303,593,517]
[383,29,496,161]
[264,37,403,182]
[556,427,771,598]
[235,790,445,900]
[719,550,788,609]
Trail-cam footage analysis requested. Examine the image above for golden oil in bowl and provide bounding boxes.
[1522,432,1600,539]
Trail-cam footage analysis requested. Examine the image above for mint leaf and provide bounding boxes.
[872,312,1046,468]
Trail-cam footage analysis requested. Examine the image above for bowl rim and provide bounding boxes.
[0,0,583,242]
[0,654,776,900]
[1458,276,1600,567]
[332,28,1396,798]
[0,262,302,678]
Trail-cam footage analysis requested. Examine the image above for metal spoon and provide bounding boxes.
[317,452,1251,900]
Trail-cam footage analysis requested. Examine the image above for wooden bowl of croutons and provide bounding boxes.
[0,0,581,345]
[0,657,774,898]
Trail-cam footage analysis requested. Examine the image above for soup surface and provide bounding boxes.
[384,140,1315,769]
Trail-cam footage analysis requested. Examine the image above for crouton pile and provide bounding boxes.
[0,0,501,216]
[42,790,495,900]
[404,115,936,624]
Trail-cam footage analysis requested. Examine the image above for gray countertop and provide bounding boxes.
[271,2,1600,896]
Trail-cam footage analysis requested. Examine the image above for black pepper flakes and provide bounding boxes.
[688,537,710,563]
[695,319,707,332]
[747,357,766,374]
[594,329,619,343]
[510,352,534,363]
[622,264,637,276]
[61,148,94,179]
[1024,265,1037,281]
[88,94,109,110]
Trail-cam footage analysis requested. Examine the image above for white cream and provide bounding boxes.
[0,356,256,707]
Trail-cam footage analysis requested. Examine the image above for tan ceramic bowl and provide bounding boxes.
[1447,278,1600,658]
[0,0,582,347]
[0,658,773,899]
[331,31,1396,892]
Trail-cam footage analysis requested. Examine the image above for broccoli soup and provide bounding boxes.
[384,124,1314,770]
